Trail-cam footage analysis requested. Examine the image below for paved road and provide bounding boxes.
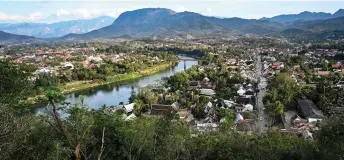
[256,55,268,133]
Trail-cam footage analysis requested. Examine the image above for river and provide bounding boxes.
[36,55,197,111]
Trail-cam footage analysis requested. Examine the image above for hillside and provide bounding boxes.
[289,16,344,31]
[58,8,344,40]
[62,8,284,40]
[261,9,344,23]
[0,16,115,38]
[0,30,35,42]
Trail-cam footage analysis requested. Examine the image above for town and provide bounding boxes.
[2,35,344,142]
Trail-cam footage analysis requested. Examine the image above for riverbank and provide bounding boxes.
[60,62,175,94]
[28,62,175,104]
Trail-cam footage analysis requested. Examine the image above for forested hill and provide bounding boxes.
[62,8,344,40]
[0,30,35,42]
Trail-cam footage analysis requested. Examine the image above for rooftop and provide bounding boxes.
[297,99,324,119]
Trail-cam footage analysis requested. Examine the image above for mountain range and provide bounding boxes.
[62,8,344,40]
[0,16,115,38]
[1,8,344,42]
[0,31,35,42]
[261,9,344,22]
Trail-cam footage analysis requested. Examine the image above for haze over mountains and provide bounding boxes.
[0,8,344,42]
[0,16,115,38]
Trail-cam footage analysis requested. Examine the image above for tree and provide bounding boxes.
[318,115,344,159]
[133,99,144,115]
[168,71,189,92]
[0,60,32,107]
[43,90,99,160]
[219,109,235,132]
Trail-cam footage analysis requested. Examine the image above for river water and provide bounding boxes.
[36,55,197,111]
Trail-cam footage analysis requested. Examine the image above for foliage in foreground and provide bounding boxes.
[1,96,344,160]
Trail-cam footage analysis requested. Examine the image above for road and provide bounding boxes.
[256,55,268,133]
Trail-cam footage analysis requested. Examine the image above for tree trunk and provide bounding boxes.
[98,127,105,160]
[74,143,81,160]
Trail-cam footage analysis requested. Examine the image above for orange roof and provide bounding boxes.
[332,64,341,69]
[228,66,239,69]
[229,58,237,62]
[272,63,281,66]
[317,71,329,76]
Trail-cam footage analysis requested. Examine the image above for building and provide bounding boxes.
[150,104,173,115]
[297,99,325,123]
[199,89,215,97]
[336,78,344,88]
[123,103,135,114]
[188,81,200,90]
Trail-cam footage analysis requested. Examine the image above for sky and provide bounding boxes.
[0,0,343,23]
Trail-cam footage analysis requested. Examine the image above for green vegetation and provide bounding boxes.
[2,85,344,159]
[60,62,173,94]
[263,73,300,124]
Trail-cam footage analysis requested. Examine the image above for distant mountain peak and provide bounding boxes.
[334,9,344,16]
[113,8,176,25]
[262,9,340,23]
[0,16,115,38]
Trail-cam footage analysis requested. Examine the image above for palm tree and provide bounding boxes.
[133,99,144,116]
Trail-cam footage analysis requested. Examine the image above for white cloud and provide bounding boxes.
[56,9,70,16]
[206,8,212,14]
[175,6,188,12]
[0,12,44,22]
[0,8,124,23]
[107,8,129,18]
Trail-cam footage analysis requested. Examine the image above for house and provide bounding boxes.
[245,89,255,98]
[150,104,173,115]
[228,66,239,70]
[335,79,344,88]
[188,81,200,90]
[171,101,180,110]
[237,87,246,96]
[316,71,329,76]
[235,97,251,105]
[272,62,284,70]
[235,103,254,112]
[199,89,215,97]
[229,58,237,64]
[88,55,103,62]
[123,103,135,114]
[297,99,325,123]
[61,62,74,70]
[223,100,235,108]
[196,123,219,132]
[332,64,341,69]
[235,113,244,124]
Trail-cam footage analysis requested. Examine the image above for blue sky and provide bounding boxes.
[0,1,343,23]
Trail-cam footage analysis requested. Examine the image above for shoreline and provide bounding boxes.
[28,62,176,104]
[60,62,175,94]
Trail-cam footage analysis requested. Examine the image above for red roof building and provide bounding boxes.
[229,58,237,63]
[317,71,329,76]
[332,64,341,69]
